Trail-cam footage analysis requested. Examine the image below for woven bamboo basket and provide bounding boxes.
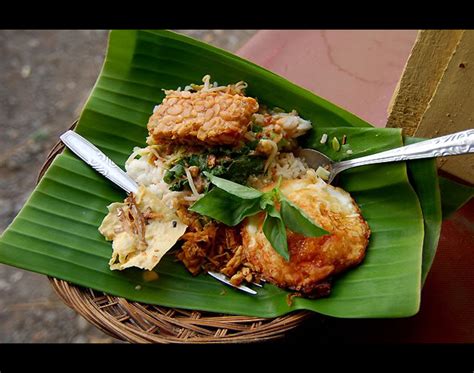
[38,124,311,343]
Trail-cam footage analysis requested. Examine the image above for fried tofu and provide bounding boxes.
[241,176,370,296]
[147,90,259,146]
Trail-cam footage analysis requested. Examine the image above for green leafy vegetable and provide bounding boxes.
[193,172,327,260]
[168,178,189,191]
[259,192,274,210]
[187,154,207,169]
[226,156,264,184]
[280,198,329,237]
[163,164,185,184]
[189,187,262,226]
[263,205,289,261]
[163,150,265,191]
[204,172,263,199]
[404,136,442,285]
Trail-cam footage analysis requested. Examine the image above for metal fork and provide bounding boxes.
[59,130,260,295]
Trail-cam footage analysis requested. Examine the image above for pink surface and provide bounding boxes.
[238,30,418,127]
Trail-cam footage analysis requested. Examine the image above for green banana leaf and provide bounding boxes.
[0,30,439,318]
[439,176,474,219]
[403,137,442,285]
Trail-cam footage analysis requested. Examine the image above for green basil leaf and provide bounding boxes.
[263,205,289,261]
[258,191,274,210]
[189,187,261,226]
[203,171,263,199]
[280,198,329,237]
[275,176,282,190]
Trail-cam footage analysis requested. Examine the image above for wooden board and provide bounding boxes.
[387,30,474,184]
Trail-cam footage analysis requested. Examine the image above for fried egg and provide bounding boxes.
[241,172,370,296]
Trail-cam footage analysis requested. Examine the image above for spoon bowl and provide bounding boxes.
[297,148,337,183]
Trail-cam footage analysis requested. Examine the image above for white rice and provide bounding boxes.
[271,152,310,180]
[126,148,312,205]
[247,152,312,189]
[125,151,191,208]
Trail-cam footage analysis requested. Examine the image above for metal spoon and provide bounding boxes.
[299,129,474,184]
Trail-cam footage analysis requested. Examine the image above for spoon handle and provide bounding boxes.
[334,129,474,175]
[60,130,139,194]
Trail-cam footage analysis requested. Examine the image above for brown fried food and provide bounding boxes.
[177,225,217,275]
[241,177,370,296]
[176,214,246,277]
[147,90,259,146]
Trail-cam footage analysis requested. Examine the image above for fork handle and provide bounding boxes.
[60,130,139,194]
[333,129,474,175]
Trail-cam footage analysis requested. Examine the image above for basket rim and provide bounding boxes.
[38,122,311,344]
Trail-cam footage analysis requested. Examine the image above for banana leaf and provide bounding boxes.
[403,137,442,285]
[439,176,474,219]
[0,30,438,318]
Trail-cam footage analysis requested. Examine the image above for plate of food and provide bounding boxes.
[0,30,442,327]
